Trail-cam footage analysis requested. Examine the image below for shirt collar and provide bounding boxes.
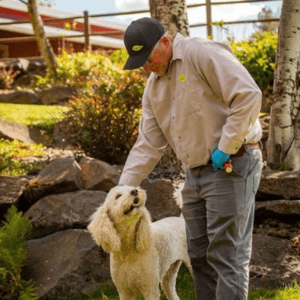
[171,32,185,62]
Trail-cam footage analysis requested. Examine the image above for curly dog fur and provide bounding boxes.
[88,185,192,300]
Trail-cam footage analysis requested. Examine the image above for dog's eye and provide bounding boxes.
[115,194,122,200]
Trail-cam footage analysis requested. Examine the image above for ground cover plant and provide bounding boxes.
[0,206,38,299]
[0,139,46,176]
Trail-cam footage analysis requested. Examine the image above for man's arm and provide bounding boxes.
[119,89,168,186]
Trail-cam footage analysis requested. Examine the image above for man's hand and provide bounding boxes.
[211,148,230,171]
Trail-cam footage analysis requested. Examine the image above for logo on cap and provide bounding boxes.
[132,45,144,51]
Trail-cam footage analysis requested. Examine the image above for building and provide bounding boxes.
[0,0,126,59]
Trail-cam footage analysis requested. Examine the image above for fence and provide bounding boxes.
[0,0,282,51]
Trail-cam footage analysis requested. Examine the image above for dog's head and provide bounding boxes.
[88,185,151,253]
[105,185,147,220]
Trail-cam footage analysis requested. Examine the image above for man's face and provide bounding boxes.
[142,37,172,76]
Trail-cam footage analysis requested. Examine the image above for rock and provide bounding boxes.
[79,156,119,191]
[250,234,300,289]
[0,90,40,104]
[6,58,30,74]
[0,176,33,221]
[28,58,47,75]
[140,178,181,221]
[255,200,300,223]
[13,74,40,88]
[37,86,78,105]
[0,118,44,144]
[257,169,300,200]
[24,190,107,239]
[23,229,111,299]
[21,156,84,211]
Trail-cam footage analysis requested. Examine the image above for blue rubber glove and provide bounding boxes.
[211,148,230,171]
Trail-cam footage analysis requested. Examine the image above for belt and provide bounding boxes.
[232,142,261,157]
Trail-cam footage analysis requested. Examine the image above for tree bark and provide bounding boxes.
[266,0,300,170]
[27,0,57,76]
[149,0,190,36]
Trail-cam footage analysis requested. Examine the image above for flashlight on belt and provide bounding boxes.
[224,159,233,173]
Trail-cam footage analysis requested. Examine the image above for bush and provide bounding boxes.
[0,206,38,300]
[64,66,145,164]
[230,31,277,93]
[34,50,115,91]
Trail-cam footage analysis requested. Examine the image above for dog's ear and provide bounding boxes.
[88,206,121,253]
[135,211,152,252]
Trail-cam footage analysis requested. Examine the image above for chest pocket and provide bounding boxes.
[176,74,203,117]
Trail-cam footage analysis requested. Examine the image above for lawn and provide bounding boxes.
[0,102,68,131]
[0,103,68,176]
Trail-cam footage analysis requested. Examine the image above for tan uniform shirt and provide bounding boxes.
[119,33,262,186]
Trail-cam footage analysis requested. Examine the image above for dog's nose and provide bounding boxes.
[130,189,138,196]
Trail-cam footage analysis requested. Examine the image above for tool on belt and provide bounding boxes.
[224,159,233,173]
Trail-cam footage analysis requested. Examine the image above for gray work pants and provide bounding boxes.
[181,146,262,300]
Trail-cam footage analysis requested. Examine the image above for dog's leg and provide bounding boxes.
[161,260,182,300]
[118,289,135,300]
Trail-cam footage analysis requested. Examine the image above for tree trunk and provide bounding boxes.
[266,0,300,170]
[27,0,57,76]
[149,0,190,36]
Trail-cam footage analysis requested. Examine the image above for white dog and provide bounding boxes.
[88,185,192,300]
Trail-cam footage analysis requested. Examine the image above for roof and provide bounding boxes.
[0,0,126,49]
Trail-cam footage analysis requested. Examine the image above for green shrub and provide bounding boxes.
[0,206,38,300]
[34,50,115,91]
[230,31,277,92]
[64,67,145,164]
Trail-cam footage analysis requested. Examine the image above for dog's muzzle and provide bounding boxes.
[124,195,140,215]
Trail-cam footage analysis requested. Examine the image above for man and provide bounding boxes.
[119,17,262,300]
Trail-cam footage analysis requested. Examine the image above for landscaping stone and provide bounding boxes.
[257,169,300,200]
[24,190,107,239]
[79,156,120,191]
[250,234,300,290]
[0,90,40,104]
[37,86,78,105]
[21,156,84,212]
[23,229,111,299]
[140,178,181,221]
[0,118,46,144]
[0,176,33,221]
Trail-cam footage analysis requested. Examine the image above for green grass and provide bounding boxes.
[0,103,68,134]
[55,265,300,300]
[0,103,69,176]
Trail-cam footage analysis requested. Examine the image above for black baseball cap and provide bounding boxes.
[123,17,166,70]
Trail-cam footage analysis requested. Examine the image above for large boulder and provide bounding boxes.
[0,90,40,104]
[37,86,78,105]
[255,200,300,222]
[24,190,107,239]
[250,234,300,289]
[21,156,84,211]
[79,156,120,191]
[141,178,181,221]
[257,169,300,200]
[0,176,32,221]
[0,118,47,144]
[23,229,111,299]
